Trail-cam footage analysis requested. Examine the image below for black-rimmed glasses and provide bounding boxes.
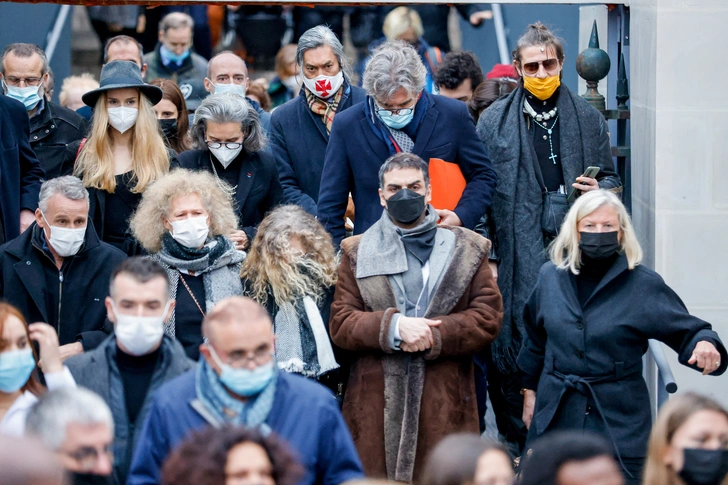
[206,141,243,150]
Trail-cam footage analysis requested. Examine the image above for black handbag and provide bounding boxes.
[541,191,570,239]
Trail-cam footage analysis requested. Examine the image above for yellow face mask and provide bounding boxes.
[523,75,561,101]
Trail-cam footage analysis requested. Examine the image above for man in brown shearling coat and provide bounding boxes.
[329,153,503,483]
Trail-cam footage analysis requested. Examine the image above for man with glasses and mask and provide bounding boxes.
[26,387,115,485]
[0,176,126,359]
[476,23,622,457]
[65,257,193,485]
[317,40,497,247]
[127,296,363,485]
[329,153,502,481]
[0,43,88,179]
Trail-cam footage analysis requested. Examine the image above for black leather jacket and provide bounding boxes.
[29,101,88,178]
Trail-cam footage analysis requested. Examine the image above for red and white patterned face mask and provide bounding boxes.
[301,72,344,99]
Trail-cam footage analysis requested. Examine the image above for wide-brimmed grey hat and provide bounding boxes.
[82,60,163,107]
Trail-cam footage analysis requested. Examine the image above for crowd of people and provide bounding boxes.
[0,8,726,485]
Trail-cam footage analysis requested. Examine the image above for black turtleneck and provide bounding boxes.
[116,345,161,423]
[527,87,564,193]
[576,252,619,307]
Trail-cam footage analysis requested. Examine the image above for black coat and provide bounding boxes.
[177,148,282,240]
[270,83,366,215]
[0,221,127,349]
[0,95,45,242]
[518,254,728,461]
[29,101,88,179]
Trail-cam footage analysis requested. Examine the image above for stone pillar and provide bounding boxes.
[630,0,728,406]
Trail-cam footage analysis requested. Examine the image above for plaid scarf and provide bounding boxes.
[305,86,343,134]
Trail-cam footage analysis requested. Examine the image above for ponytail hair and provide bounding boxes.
[512,22,565,65]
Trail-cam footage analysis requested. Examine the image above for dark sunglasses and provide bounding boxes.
[521,58,560,75]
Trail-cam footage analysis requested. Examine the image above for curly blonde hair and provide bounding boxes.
[240,205,338,307]
[130,169,238,253]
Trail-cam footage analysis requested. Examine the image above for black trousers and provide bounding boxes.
[484,348,528,457]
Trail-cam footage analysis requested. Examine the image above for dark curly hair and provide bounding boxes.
[161,426,304,485]
[433,51,484,91]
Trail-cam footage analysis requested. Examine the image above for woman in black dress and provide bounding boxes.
[74,60,174,255]
[518,189,727,485]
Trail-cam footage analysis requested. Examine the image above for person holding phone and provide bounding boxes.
[475,22,622,456]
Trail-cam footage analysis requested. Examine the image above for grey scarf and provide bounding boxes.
[356,206,439,483]
[477,84,608,373]
[154,236,245,336]
[357,205,439,279]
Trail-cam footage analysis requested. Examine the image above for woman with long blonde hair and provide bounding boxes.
[240,205,340,391]
[518,189,727,485]
[74,60,175,255]
[643,393,728,485]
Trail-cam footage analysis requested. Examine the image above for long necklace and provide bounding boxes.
[523,98,557,121]
[533,115,560,164]
[208,153,237,197]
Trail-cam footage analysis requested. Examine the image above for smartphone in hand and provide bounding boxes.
[567,166,600,203]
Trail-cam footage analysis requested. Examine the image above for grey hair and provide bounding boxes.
[378,152,430,189]
[0,43,49,75]
[363,40,427,101]
[25,387,114,451]
[38,176,89,213]
[296,25,352,80]
[191,92,267,153]
[159,12,194,34]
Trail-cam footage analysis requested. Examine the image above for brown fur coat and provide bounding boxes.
[330,226,503,483]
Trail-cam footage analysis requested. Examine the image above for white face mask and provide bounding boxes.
[107,106,138,134]
[211,81,247,98]
[170,215,209,248]
[42,212,86,257]
[112,300,169,356]
[209,145,243,169]
[281,76,300,94]
[301,71,344,100]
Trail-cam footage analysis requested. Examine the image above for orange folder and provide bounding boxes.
[429,158,466,211]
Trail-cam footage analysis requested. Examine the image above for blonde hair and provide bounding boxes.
[549,190,642,274]
[240,205,338,308]
[58,73,99,107]
[130,169,238,253]
[643,393,728,485]
[383,7,424,41]
[74,89,170,194]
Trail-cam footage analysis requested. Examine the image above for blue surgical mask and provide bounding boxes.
[0,348,36,393]
[3,81,43,111]
[160,44,190,65]
[378,107,415,130]
[212,81,247,98]
[208,346,275,397]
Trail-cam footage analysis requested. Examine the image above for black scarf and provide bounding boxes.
[159,233,231,271]
[397,209,438,265]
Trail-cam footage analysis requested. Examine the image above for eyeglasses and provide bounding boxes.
[210,344,273,368]
[4,76,43,87]
[375,105,415,117]
[521,58,560,76]
[61,444,114,472]
[206,141,243,150]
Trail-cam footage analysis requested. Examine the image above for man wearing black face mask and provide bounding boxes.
[329,153,503,481]
[26,387,115,485]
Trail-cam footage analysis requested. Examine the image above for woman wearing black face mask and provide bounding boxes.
[643,393,728,485]
[149,78,191,155]
[518,190,728,485]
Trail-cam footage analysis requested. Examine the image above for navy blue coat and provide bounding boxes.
[270,83,366,215]
[518,254,728,461]
[316,91,497,245]
[0,95,45,241]
[127,370,364,485]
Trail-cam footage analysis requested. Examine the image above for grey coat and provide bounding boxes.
[66,335,194,485]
